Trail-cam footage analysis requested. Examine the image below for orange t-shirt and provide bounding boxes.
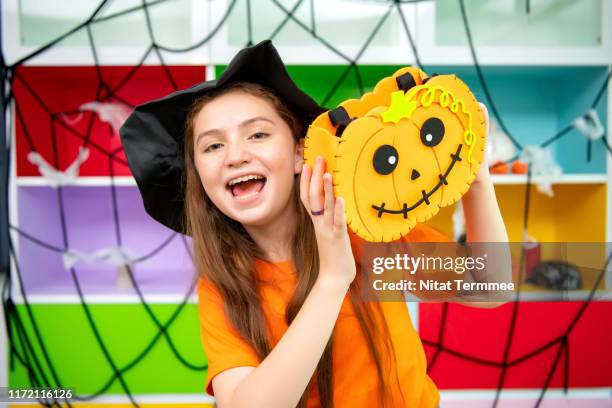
[197,223,452,407]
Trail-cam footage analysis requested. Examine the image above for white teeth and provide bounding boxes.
[228,174,264,186]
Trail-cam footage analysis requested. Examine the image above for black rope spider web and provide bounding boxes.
[0,0,610,407]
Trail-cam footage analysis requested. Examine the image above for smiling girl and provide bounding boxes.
[120,40,509,408]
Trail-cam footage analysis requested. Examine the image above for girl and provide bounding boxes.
[120,40,508,408]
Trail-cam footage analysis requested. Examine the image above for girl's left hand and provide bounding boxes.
[473,102,493,186]
[300,157,357,288]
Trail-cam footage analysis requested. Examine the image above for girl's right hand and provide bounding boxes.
[300,156,356,288]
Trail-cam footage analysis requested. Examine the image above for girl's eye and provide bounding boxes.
[250,132,269,140]
[203,143,222,153]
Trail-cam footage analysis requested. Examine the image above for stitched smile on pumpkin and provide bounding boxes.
[371,143,463,219]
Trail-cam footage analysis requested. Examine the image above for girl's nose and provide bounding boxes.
[224,140,251,167]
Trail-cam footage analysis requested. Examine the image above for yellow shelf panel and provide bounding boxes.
[425,183,608,243]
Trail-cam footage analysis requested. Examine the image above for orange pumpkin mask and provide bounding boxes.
[304,67,486,242]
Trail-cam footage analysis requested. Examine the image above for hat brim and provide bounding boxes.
[119,40,325,235]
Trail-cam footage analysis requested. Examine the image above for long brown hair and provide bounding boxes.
[184,82,401,407]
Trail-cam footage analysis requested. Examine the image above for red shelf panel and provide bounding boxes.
[420,302,612,389]
[14,65,205,177]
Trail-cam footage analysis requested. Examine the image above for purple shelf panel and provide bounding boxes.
[16,186,197,297]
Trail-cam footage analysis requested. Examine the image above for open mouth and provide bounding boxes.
[371,144,463,219]
[226,174,267,201]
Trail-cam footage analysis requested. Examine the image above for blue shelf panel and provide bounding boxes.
[425,65,609,174]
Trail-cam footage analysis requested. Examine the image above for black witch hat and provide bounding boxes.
[119,40,325,234]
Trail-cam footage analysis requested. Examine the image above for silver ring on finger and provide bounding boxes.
[311,209,324,216]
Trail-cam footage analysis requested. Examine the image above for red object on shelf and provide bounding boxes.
[512,160,529,174]
[14,66,205,177]
[419,302,612,389]
[490,160,509,174]
[524,241,541,276]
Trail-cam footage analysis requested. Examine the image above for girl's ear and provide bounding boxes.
[294,137,305,174]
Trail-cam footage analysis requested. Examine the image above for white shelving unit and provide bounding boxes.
[16,176,138,187]
[416,0,612,66]
[14,173,610,188]
[490,173,609,185]
[2,0,211,66]
[208,0,419,64]
[2,0,611,400]
[10,293,199,305]
[4,1,612,66]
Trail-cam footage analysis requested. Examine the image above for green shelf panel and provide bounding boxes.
[215,64,404,109]
[8,303,208,395]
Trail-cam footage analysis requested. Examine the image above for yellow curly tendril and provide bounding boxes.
[381,84,477,164]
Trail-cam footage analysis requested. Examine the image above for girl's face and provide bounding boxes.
[193,90,303,227]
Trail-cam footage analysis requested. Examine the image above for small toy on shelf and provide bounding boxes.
[519,145,563,196]
[511,160,528,174]
[62,246,143,291]
[572,109,605,141]
[27,146,90,188]
[526,261,582,291]
[490,160,510,174]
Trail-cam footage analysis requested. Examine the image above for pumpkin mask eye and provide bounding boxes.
[420,117,445,147]
[373,144,399,175]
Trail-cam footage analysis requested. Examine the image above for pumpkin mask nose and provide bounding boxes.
[411,169,421,180]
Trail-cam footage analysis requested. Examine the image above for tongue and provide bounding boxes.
[231,179,265,197]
